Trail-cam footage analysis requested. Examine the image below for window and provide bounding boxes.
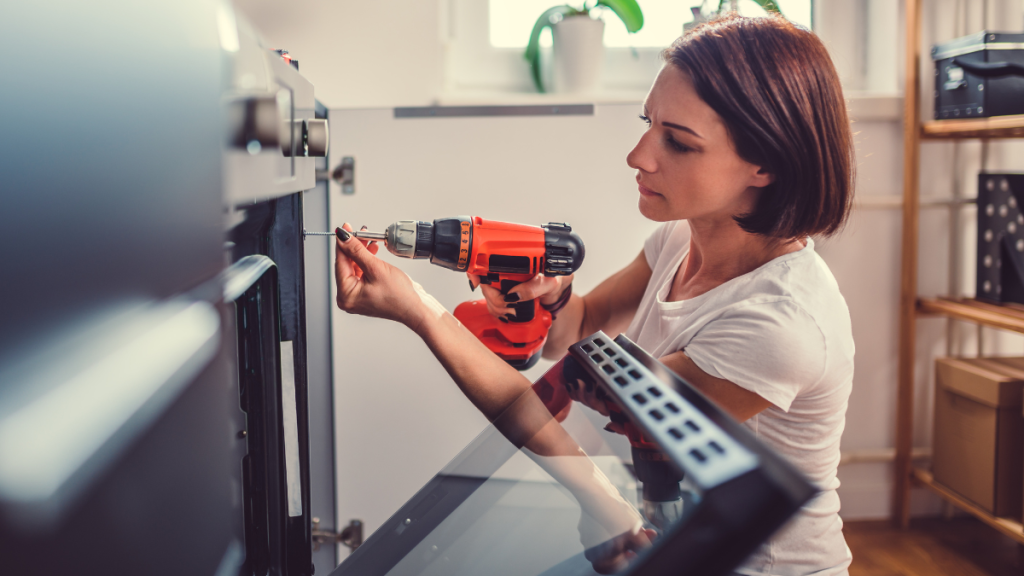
[445,0,812,98]
[489,0,813,49]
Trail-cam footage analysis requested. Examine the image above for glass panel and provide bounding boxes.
[489,0,812,49]
[364,355,700,576]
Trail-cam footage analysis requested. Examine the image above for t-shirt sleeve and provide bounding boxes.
[682,300,826,412]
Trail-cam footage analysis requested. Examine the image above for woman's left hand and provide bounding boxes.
[335,223,440,330]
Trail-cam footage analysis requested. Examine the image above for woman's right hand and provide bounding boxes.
[335,223,445,331]
[469,272,573,320]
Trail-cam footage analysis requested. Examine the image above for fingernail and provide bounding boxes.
[503,293,520,303]
[604,424,615,432]
[468,279,476,291]
[498,316,508,323]
[504,313,515,321]
[360,225,368,231]
[336,227,351,241]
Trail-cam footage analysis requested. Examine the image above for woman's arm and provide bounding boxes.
[658,351,771,422]
[541,250,653,358]
[477,250,653,360]
[334,226,534,420]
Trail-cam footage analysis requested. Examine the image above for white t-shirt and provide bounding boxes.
[624,221,854,576]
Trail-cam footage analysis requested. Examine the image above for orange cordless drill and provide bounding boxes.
[366,216,585,370]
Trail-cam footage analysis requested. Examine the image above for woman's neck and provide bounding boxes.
[667,218,805,302]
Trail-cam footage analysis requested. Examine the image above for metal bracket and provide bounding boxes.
[311,517,363,552]
[331,156,355,195]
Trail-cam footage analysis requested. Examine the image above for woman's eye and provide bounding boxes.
[666,136,691,153]
[638,114,652,126]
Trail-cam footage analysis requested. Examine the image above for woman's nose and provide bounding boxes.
[626,133,655,173]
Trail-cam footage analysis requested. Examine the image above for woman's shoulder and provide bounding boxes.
[708,240,852,352]
[733,239,846,311]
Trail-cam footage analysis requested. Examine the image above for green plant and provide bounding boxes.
[686,1,784,33]
[524,0,643,93]
[719,0,781,13]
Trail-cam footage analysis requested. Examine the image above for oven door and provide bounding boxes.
[327,333,816,576]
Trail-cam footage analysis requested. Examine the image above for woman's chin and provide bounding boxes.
[637,195,672,222]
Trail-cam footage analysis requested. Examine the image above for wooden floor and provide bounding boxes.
[845,518,1023,576]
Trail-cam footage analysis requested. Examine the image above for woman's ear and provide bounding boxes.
[751,165,776,189]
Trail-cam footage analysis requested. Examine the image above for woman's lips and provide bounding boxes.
[637,183,661,197]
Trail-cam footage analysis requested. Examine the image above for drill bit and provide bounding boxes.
[303,229,386,240]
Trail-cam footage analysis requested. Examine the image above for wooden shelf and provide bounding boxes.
[917,297,1024,334]
[911,469,1024,545]
[921,115,1024,139]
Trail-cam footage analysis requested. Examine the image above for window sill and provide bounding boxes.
[434,90,903,121]
[434,89,651,107]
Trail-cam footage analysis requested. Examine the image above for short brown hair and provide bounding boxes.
[663,14,854,238]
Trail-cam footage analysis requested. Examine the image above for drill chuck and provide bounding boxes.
[384,217,474,271]
[384,220,434,259]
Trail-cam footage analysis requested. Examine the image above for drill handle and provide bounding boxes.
[479,276,537,323]
[500,279,537,324]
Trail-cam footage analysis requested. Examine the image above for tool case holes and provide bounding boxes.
[601,364,615,375]
[665,402,679,414]
[582,344,594,353]
[628,369,642,380]
[685,420,700,432]
[613,376,629,387]
[631,393,647,405]
[603,348,616,357]
[590,354,603,363]
[708,441,724,455]
[647,387,662,398]
[668,428,684,440]
[649,409,664,421]
[689,448,707,463]
[615,358,628,368]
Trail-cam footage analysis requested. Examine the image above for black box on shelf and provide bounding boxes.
[933,32,1024,119]
[977,174,1024,304]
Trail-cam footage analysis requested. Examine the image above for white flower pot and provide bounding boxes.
[552,15,605,94]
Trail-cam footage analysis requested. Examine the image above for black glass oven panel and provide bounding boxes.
[230,192,313,576]
[330,333,815,576]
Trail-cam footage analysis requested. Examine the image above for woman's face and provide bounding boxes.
[627,65,774,226]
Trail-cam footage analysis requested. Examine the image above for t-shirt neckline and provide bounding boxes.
[656,236,815,310]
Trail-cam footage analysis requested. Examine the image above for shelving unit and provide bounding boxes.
[922,115,1024,139]
[895,0,1024,544]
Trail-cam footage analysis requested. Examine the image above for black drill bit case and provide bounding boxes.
[933,32,1024,119]
[977,174,1024,304]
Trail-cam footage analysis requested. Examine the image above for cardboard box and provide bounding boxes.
[933,357,1024,518]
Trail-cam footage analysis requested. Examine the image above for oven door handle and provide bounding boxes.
[0,299,221,522]
[222,254,277,302]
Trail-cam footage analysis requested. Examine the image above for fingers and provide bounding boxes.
[359,225,379,275]
[505,274,572,305]
[478,282,517,318]
[336,223,378,281]
[335,224,359,284]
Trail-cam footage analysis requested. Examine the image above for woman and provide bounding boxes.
[334,14,854,576]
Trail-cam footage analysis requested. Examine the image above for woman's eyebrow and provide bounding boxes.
[643,104,704,139]
[662,121,703,139]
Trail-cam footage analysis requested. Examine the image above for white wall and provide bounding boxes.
[233,0,1024,556]
[232,0,444,108]
[325,105,658,551]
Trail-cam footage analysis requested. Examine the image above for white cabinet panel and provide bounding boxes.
[327,104,658,548]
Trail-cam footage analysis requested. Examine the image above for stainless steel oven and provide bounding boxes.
[0,2,332,574]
